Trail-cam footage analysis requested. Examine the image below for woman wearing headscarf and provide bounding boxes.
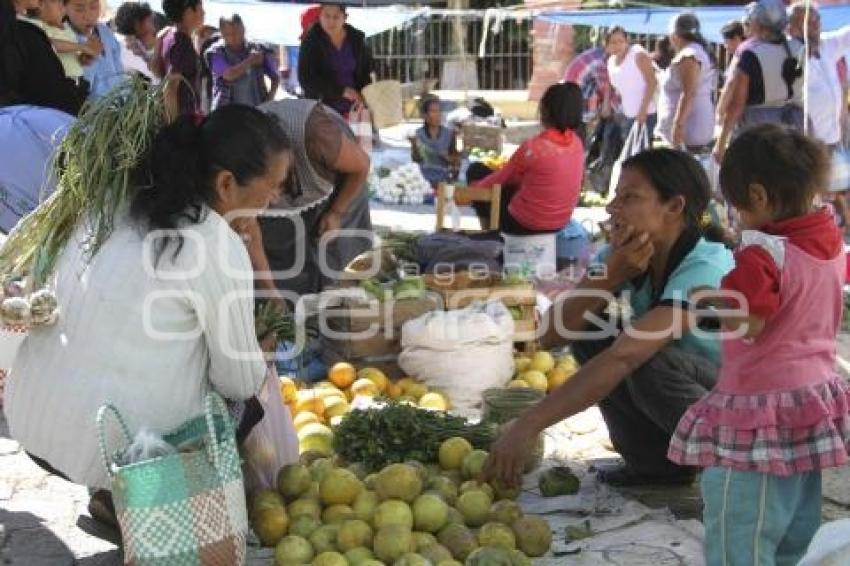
[657,13,717,152]
[713,0,803,163]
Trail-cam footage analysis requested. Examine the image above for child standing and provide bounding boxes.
[669,123,850,565]
[33,0,96,85]
[411,96,459,187]
[65,0,124,99]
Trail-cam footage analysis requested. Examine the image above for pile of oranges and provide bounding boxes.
[281,363,450,458]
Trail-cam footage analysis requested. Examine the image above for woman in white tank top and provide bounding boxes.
[606,26,658,143]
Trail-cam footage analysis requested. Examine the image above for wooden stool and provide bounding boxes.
[435,183,502,232]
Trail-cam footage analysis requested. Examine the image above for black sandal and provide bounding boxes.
[87,489,119,529]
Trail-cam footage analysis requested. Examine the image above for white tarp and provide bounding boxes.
[104,0,424,46]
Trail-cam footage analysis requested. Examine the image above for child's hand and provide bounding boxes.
[86,35,104,57]
[79,53,94,65]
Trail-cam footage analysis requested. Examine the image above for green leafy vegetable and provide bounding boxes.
[332,401,496,472]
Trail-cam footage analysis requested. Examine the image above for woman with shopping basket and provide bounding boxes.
[2,79,297,551]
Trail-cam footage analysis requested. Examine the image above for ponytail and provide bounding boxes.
[671,13,717,66]
[131,115,208,261]
[130,104,290,263]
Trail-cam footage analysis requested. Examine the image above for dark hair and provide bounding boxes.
[653,37,675,70]
[131,105,289,260]
[218,13,242,28]
[0,0,15,47]
[605,26,627,44]
[671,13,716,65]
[720,123,828,221]
[621,148,713,302]
[419,95,440,117]
[539,82,582,133]
[721,20,745,40]
[319,3,346,14]
[162,0,200,24]
[114,2,153,36]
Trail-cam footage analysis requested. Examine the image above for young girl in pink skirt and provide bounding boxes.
[669,123,850,565]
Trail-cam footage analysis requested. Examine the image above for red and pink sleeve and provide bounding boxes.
[720,245,781,319]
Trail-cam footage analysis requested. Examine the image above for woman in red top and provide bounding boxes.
[469,82,585,235]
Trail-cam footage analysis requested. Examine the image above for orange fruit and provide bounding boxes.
[546,367,573,392]
[293,411,320,431]
[351,378,379,398]
[279,376,298,404]
[328,362,357,389]
[295,391,326,418]
[357,367,389,393]
[385,381,403,399]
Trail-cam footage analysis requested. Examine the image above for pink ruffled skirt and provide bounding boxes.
[668,375,850,476]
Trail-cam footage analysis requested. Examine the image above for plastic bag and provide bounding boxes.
[348,104,373,155]
[398,301,515,418]
[241,369,300,493]
[608,122,650,201]
[119,427,176,466]
[798,518,850,566]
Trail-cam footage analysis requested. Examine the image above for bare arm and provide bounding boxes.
[318,133,370,235]
[713,70,748,163]
[636,51,658,123]
[672,56,699,147]
[541,226,654,346]
[50,37,87,55]
[485,306,689,486]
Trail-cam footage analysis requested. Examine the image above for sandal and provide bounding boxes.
[595,464,695,487]
[87,489,119,529]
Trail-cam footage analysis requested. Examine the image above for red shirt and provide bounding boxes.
[721,208,843,318]
[473,128,584,231]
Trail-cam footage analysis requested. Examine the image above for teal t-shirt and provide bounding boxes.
[593,238,734,364]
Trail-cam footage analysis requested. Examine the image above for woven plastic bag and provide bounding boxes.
[97,392,249,565]
[361,80,403,129]
[241,370,299,493]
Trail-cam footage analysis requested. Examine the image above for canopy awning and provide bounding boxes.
[538,5,850,43]
[104,0,425,46]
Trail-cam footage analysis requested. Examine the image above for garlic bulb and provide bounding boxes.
[3,280,25,298]
[29,289,59,326]
[1,296,31,325]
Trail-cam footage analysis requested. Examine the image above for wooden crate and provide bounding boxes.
[423,274,538,351]
[462,122,504,154]
[320,295,441,362]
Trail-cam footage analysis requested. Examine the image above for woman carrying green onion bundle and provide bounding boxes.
[2,81,293,523]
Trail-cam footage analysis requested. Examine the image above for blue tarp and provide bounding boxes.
[104,0,424,46]
[539,5,850,44]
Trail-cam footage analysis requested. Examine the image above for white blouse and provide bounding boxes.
[5,206,266,488]
[608,44,657,119]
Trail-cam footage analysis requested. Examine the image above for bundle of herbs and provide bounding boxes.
[0,76,166,287]
[332,401,497,472]
[255,300,295,344]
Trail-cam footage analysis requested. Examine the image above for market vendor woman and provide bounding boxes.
[3,86,292,520]
[485,148,734,487]
[256,98,372,298]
